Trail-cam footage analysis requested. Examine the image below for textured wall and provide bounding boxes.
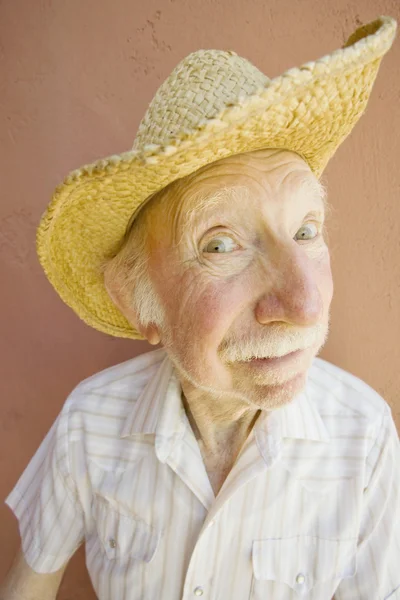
[0,0,399,596]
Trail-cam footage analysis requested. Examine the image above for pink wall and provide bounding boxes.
[1,0,399,596]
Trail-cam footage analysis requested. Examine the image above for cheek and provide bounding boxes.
[316,250,334,304]
[167,269,248,343]
[191,281,244,337]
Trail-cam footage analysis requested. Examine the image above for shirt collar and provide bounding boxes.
[120,352,330,452]
[120,353,187,462]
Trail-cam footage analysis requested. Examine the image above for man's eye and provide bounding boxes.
[203,236,239,253]
[295,223,319,241]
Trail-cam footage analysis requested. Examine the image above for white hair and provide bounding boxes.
[101,190,166,330]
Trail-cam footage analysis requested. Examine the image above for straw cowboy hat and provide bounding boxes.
[37,15,397,340]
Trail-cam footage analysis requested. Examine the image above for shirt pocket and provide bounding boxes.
[250,535,357,599]
[92,493,162,564]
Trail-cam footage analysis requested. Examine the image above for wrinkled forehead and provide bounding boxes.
[176,171,325,232]
[147,152,326,245]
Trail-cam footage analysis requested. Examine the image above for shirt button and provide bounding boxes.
[109,538,117,549]
[296,573,306,584]
[209,520,215,527]
[194,587,204,596]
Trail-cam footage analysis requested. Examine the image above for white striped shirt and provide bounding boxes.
[5,347,400,600]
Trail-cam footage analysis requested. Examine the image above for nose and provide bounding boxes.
[254,243,325,327]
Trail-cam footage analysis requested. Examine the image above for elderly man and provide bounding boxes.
[2,15,399,600]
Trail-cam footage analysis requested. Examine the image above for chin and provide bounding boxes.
[243,369,308,411]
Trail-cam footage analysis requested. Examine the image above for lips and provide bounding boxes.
[241,348,304,367]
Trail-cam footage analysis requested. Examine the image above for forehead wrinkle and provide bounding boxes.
[184,174,326,230]
[170,178,327,250]
[177,184,250,240]
[153,161,328,251]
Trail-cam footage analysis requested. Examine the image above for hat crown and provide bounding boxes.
[132,49,269,151]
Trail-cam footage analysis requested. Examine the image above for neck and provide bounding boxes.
[179,379,260,457]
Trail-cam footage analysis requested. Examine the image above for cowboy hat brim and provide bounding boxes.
[36,16,397,339]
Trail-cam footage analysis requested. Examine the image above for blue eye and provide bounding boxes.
[204,236,238,253]
[295,223,319,241]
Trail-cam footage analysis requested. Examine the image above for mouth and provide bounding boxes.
[239,348,305,367]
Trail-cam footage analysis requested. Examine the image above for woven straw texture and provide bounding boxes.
[36,16,397,340]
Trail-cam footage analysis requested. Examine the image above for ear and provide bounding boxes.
[141,323,161,345]
[103,267,161,345]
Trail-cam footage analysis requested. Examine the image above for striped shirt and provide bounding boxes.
[5,347,400,600]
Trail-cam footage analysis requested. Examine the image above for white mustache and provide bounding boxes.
[219,324,326,363]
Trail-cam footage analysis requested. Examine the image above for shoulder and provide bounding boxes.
[59,347,166,437]
[71,347,165,397]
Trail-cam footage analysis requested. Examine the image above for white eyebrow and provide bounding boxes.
[296,176,328,207]
[181,185,249,232]
[181,176,328,235]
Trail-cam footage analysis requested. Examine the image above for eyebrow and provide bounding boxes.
[182,177,327,233]
[296,176,327,207]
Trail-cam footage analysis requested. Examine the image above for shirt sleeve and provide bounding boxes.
[334,403,400,600]
[4,400,85,573]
